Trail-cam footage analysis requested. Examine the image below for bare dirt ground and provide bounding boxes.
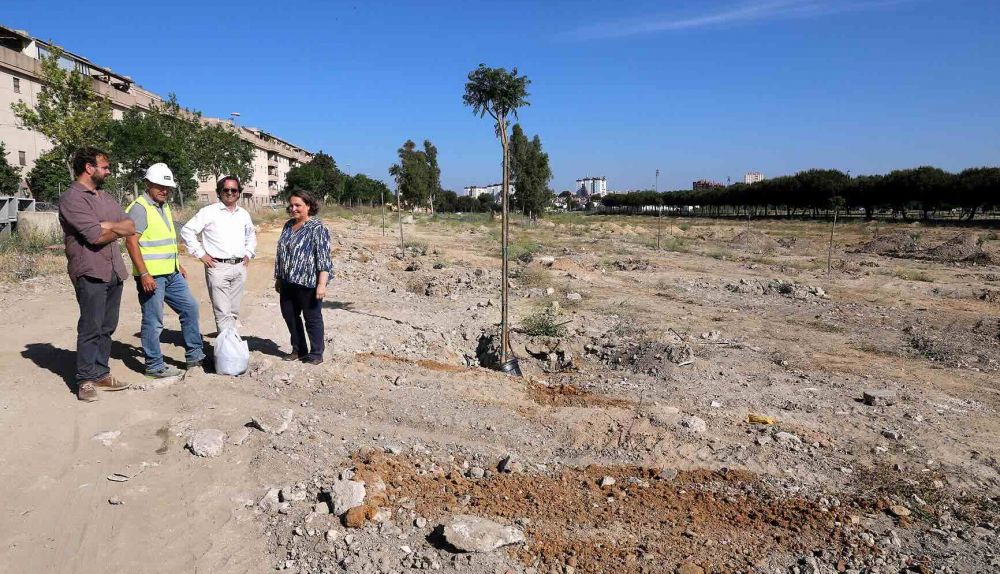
[1,213,998,574]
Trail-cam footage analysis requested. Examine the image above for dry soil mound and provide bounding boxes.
[728,230,780,254]
[856,232,923,256]
[925,233,986,263]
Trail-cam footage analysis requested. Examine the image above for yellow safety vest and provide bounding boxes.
[127,195,179,276]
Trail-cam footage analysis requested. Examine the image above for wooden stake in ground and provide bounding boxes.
[381,189,386,237]
[397,188,404,251]
[746,210,751,252]
[828,197,844,274]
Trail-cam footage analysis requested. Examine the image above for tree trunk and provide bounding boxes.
[500,122,510,364]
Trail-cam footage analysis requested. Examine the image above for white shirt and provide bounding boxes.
[180,202,257,260]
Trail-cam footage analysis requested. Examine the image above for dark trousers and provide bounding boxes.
[279,282,325,359]
[73,275,123,383]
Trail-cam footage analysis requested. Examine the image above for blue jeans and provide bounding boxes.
[136,272,204,372]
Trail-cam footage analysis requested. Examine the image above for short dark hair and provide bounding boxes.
[287,189,320,216]
[72,147,108,177]
[216,176,242,195]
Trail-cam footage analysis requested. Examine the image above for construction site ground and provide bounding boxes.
[0,212,998,574]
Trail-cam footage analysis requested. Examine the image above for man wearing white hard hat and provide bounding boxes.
[124,163,205,380]
[180,175,256,333]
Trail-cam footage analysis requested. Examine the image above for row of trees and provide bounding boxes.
[600,166,1000,221]
[11,47,254,203]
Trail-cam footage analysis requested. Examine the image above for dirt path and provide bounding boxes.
[0,235,281,573]
[1,215,998,573]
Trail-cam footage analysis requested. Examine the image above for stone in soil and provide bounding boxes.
[329,479,366,515]
[91,430,121,446]
[498,454,524,474]
[679,415,707,433]
[343,504,376,528]
[441,514,525,552]
[186,429,225,457]
[863,389,897,407]
[888,504,912,518]
[676,563,705,574]
[250,408,294,435]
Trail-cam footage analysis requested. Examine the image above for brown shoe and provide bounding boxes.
[282,352,301,362]
[95,374,131,391]
[303,356,324,365]
[78,381,98,402]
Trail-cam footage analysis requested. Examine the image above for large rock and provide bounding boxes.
[187,429,225,457]
[441,515,525,552]
[329,479,366,515]
[251,409,294,435]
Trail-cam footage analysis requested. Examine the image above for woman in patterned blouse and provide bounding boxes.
[273,190,332,364]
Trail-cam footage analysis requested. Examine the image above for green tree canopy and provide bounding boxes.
[0,143,21,196]
[26,149,71,203]
[509,124,553,216]
[389,140,434,209]
[11,46,113,168]
[285,151,342,202]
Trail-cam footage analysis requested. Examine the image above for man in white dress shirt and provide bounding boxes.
[180,176,257,332]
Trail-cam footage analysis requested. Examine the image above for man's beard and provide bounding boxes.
[92,173,106,189]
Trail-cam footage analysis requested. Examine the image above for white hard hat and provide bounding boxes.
[144,163,177,188]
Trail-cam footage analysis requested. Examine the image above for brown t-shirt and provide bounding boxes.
[58,182,129,282]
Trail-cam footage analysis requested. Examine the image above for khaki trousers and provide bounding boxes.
[205,262,247,332]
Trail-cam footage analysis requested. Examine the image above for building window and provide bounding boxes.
[18,151,26,166]
[13,77,20,93]
[199,174,209,182]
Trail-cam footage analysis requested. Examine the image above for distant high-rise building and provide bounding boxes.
[575,176,607,197]
[744,171,765,184]
[464,183,514,200]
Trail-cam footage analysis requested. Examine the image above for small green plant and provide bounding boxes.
[516,266,552,288]
[503,238,542,262]
[519,308,567,337]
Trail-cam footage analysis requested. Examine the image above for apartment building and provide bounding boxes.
[0,23,311,204]
[464,183,514,200]
[575,176,607,197]
[0,24,161,179]
[196,119,311,205]
[744,171,765,184]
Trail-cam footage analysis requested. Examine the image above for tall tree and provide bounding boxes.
[463,64,531,365]
[285,152,342,202]
[389,140,432,210]
[25,150,71,203]
[423,140,441,214]
[0,143,21,196]
[10,46,113,176]
[509,124,553,217]
[192,123,255,185]
[109,96,201,203]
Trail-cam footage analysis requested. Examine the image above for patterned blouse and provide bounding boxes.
[274,217,333,288]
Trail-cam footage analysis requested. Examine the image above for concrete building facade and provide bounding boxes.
[1,24,161,180]
[744,171,765,184]
[575,176,607,197]
[0,24,311,204]
[195,119,311,205]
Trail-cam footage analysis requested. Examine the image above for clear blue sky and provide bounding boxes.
[5,1,999,192]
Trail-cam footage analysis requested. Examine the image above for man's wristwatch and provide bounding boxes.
[139,271,150,277]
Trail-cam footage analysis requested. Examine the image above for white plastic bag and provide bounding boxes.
[215,327,249,376]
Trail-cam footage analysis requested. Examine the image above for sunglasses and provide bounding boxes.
[221,189,240,194]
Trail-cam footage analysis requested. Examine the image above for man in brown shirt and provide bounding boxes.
[58,147,135,401]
